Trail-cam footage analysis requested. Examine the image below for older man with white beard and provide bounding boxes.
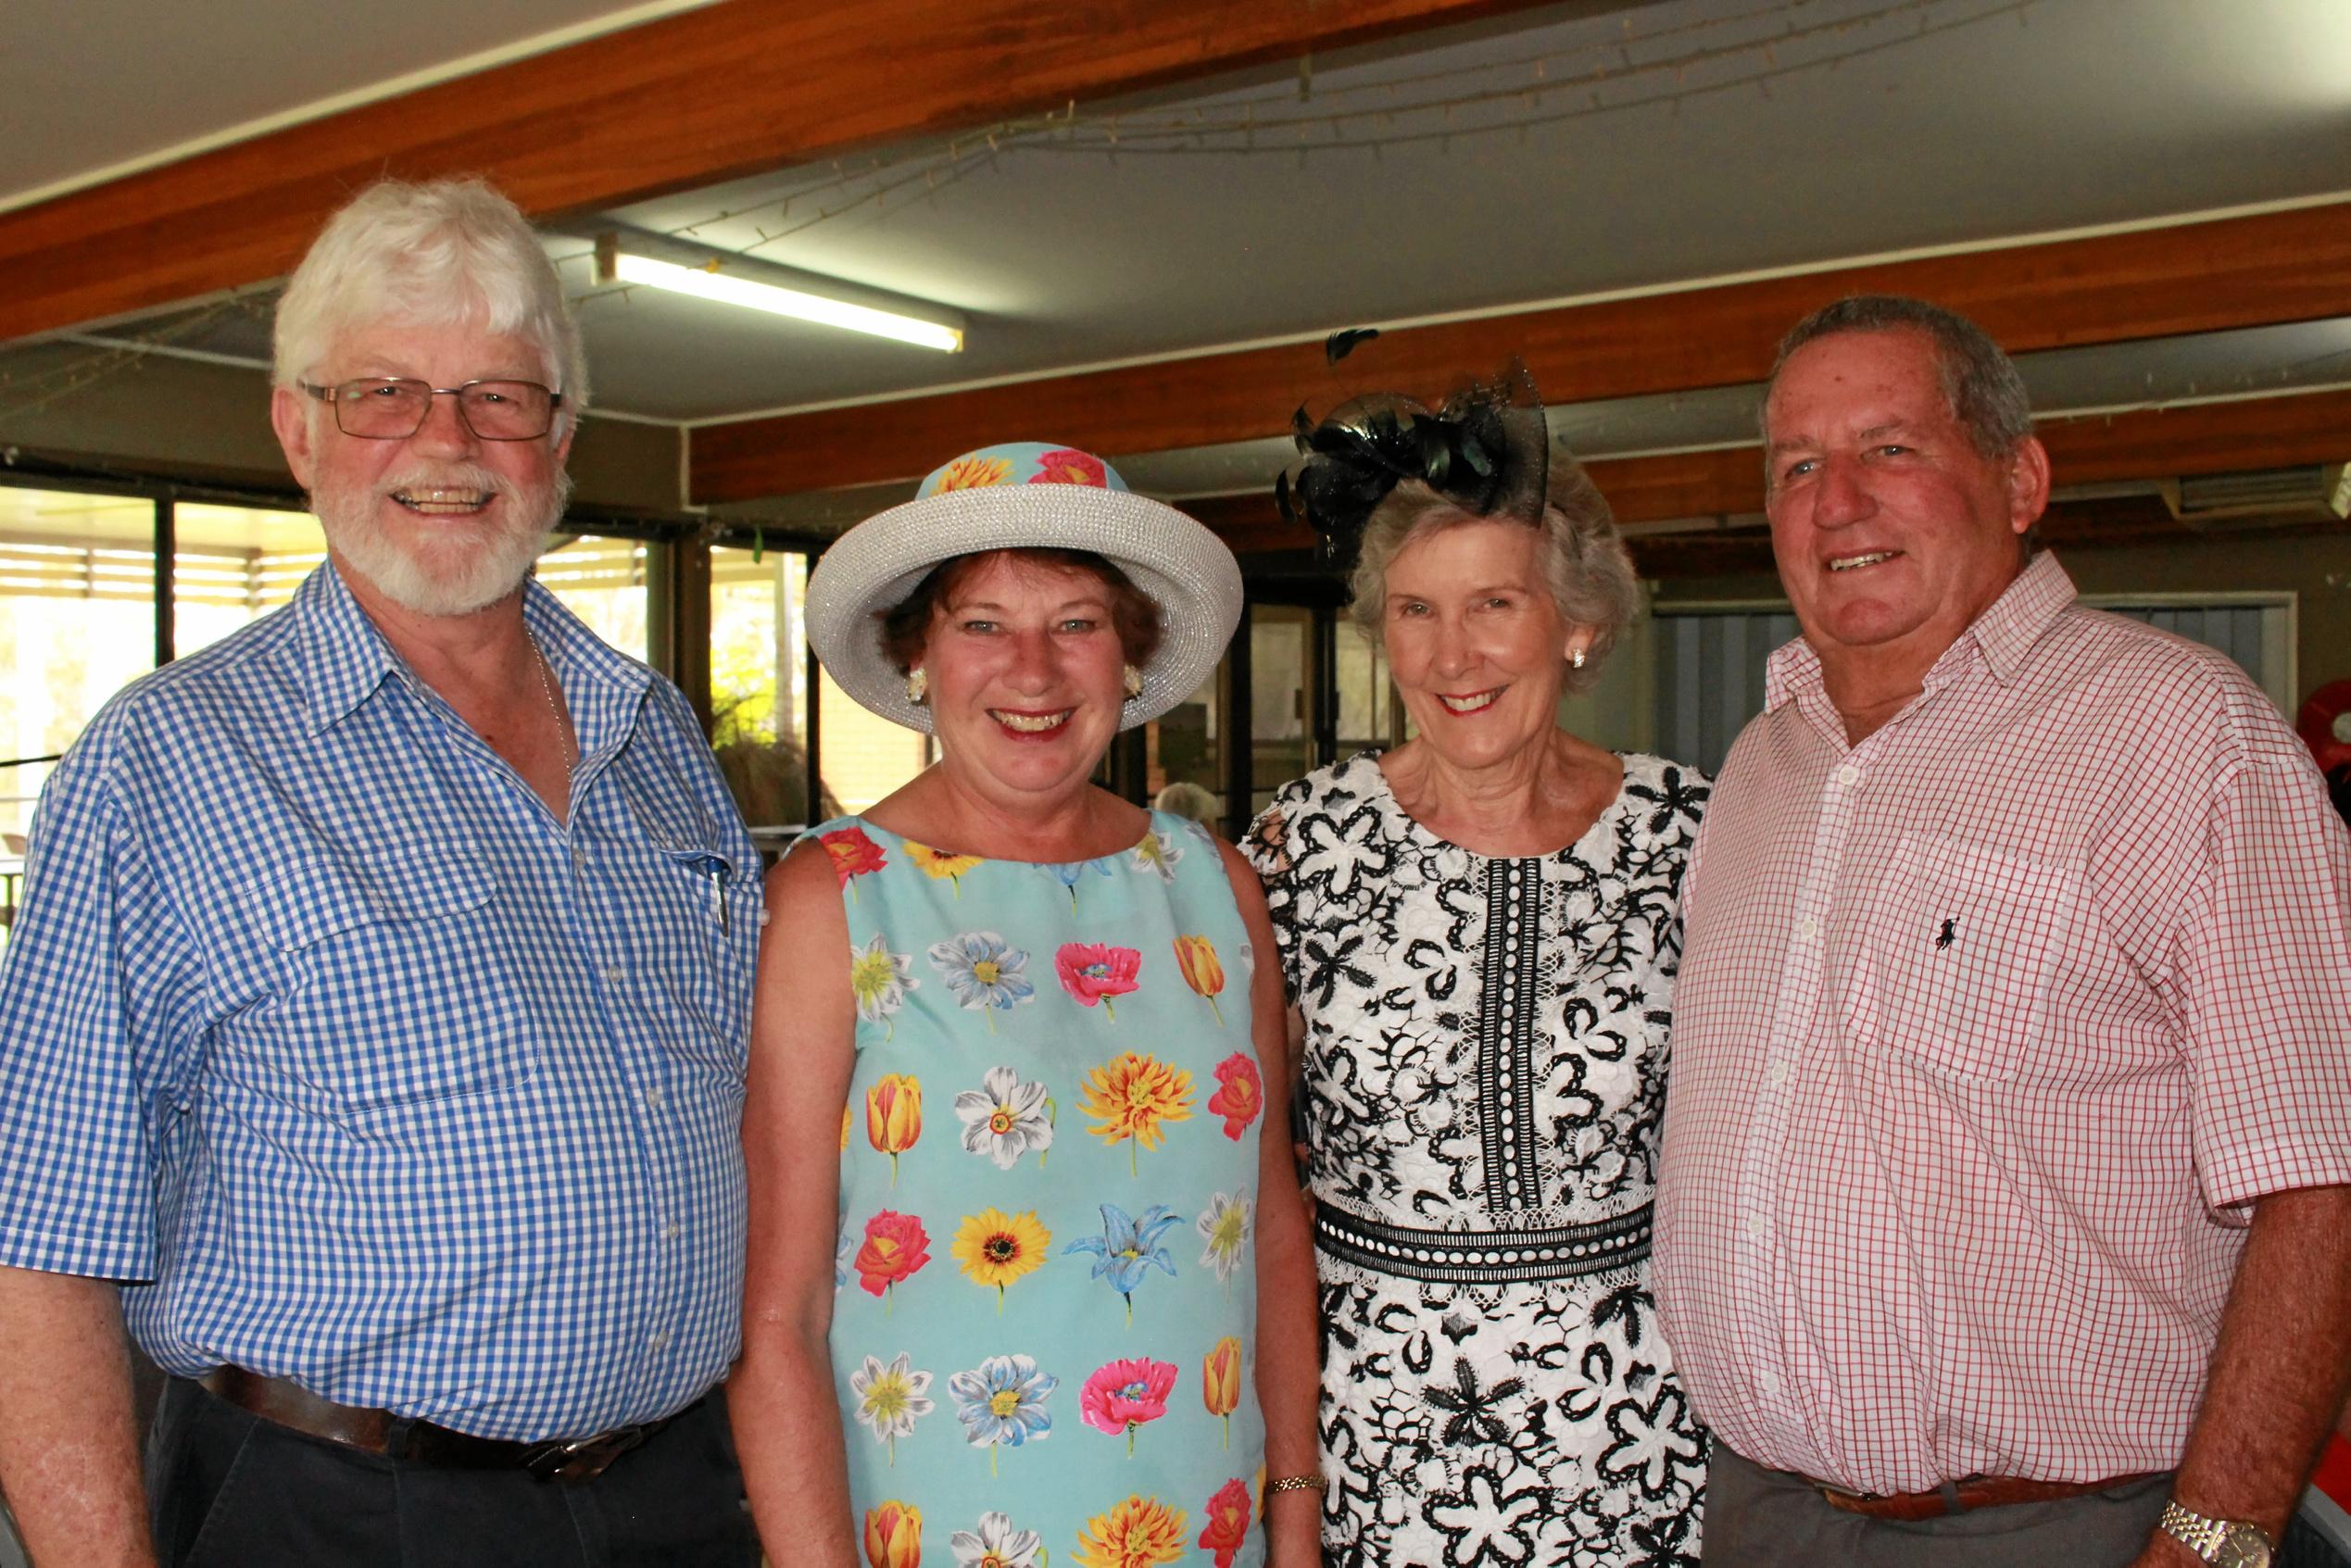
[0,179,761,1568]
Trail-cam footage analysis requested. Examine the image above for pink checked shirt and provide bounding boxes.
[1653,553,2351,1494]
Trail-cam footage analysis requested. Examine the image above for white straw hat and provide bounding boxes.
[804,442,1244,734]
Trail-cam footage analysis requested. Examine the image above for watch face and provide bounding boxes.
[2216,1524,2272,1568]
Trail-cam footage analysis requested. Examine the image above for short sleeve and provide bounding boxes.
[2172,746,2351,1214]
[1242,802,1302,1006]
[0,742,202,1281]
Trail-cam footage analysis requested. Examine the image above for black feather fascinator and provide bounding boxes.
[1276,341,1552,571]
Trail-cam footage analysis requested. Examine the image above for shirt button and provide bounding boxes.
[649,1329,670,1352]
[1756,1368,1782,1398]
[1768,1060,1791,1086]
[571,842,585,872]
[1834,764,1861,788]
[605,964,625,985]
[644,1086,665,1110]
[1746,1214,1767,1242]
[662,1220,683,1240]
[1796,916,1820,942]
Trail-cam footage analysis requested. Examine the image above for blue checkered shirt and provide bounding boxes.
[0,563,760,1439]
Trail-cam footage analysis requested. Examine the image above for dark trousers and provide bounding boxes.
[146,1378,760,1568]
[1704,1443,2171,1567]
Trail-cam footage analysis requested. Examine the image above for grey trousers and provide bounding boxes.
[1704,1444,2171,1567]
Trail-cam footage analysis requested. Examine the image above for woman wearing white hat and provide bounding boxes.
[733,444,1321,1568]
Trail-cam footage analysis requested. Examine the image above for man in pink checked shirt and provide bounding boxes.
[1653,295,2351,1568]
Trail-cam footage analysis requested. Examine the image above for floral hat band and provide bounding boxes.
[921,442,1125,495]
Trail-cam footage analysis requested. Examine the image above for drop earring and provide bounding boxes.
[1122,663,1145,699]
[905,667,929,704]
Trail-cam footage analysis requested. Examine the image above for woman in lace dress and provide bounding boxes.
[1248,387,1708,1567]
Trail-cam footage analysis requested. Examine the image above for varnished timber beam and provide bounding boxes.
[1182,385,2351,555]
[0,0,1549,345]
[693,200,2351,501]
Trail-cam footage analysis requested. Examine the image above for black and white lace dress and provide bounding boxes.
[1247,751,1708,1568]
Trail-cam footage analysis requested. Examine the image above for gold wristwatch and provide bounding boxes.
[2157,1500,2274,1568]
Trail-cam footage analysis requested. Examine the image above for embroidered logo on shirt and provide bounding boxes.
[1935,918,1958,951]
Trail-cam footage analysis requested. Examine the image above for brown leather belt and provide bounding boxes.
[1817,1471,2166,1521]
[197,1366,677,1484]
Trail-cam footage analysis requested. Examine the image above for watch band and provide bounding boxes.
[2158,1500,2273,1566]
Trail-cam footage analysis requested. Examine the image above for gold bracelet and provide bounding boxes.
[1265,1474,1328,1495]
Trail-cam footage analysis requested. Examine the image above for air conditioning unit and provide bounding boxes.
[2162,464,2351,530]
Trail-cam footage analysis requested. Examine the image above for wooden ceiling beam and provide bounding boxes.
[692,199,2351,502]
[0,0,1549,345]
[1181,385,2351,556]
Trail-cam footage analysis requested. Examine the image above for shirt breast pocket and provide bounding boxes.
[618,771,753,1076]
[1854,833,2075,1084]
[231,854,538,1115]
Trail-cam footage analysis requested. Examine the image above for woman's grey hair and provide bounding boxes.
[1766,295,2032,458]
[272,177,588,434]
[1346,448,1641,696]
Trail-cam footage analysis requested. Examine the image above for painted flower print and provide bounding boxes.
[1197,1477,1252,1568]
[949,1511,1046,1568]
[1063,1203,1179,1323]
[949,1354,1058,1475]
[927,933,1035,1033]
[850,933,917,1039]
[1079,1052,1194,1173]
[934,454,1014,490]
[1206,1052,1261,1140]
[1079,1358,1176,1456]
[850,1352,935,1465]
[952,1207,1051,1311]
[1042,858,1113,907]
[1073,1494,1187,1568]
[1171,935,1226,1025]
[822,825,887,894]
[866,1074,923,1185]
[1201,1336,1241,1449]
[1196,1191,1252,1287]
[855,1210,931,1308]
[1130,830,1183,882]
[1056,944,1141,1020]
[864,1499,924,1568]
[906,840,984,895]
[1029,447,1109,487]
[953,1065,1053,1169]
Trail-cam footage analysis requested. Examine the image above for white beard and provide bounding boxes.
[314,459,571,618]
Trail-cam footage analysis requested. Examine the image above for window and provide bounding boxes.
[171,503,325,656]
[536,533,647,660]
[709,546,825,834]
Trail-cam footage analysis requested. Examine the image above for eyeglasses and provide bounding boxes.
[301,378,563,441]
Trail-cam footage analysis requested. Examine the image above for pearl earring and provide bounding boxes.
[1570,648,1587,670]
[905,667,929,704]
[1122,663,1145,699]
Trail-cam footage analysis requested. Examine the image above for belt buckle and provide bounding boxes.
[522,1424,648,1483]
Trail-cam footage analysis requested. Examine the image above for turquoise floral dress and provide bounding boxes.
[811,811,1269,1568]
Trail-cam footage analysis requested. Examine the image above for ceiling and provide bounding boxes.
[6,0,2350,523]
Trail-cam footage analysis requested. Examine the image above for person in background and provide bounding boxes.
[0,178,761,1567]
[1153,779,1222,825]
[1656,295,2351,1568]
[734,443,1321,1566]
[1248,381,1709,1566]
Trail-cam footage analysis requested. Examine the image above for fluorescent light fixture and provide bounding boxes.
[610,251,963,353]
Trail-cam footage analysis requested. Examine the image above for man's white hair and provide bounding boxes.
[272,177,588,433]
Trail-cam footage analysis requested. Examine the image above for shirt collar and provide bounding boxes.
[295,561,401,733]
[1762,550,2077,712]
[294,560,656,740]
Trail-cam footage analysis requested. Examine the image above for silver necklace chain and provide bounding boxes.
[524,629,576,774]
